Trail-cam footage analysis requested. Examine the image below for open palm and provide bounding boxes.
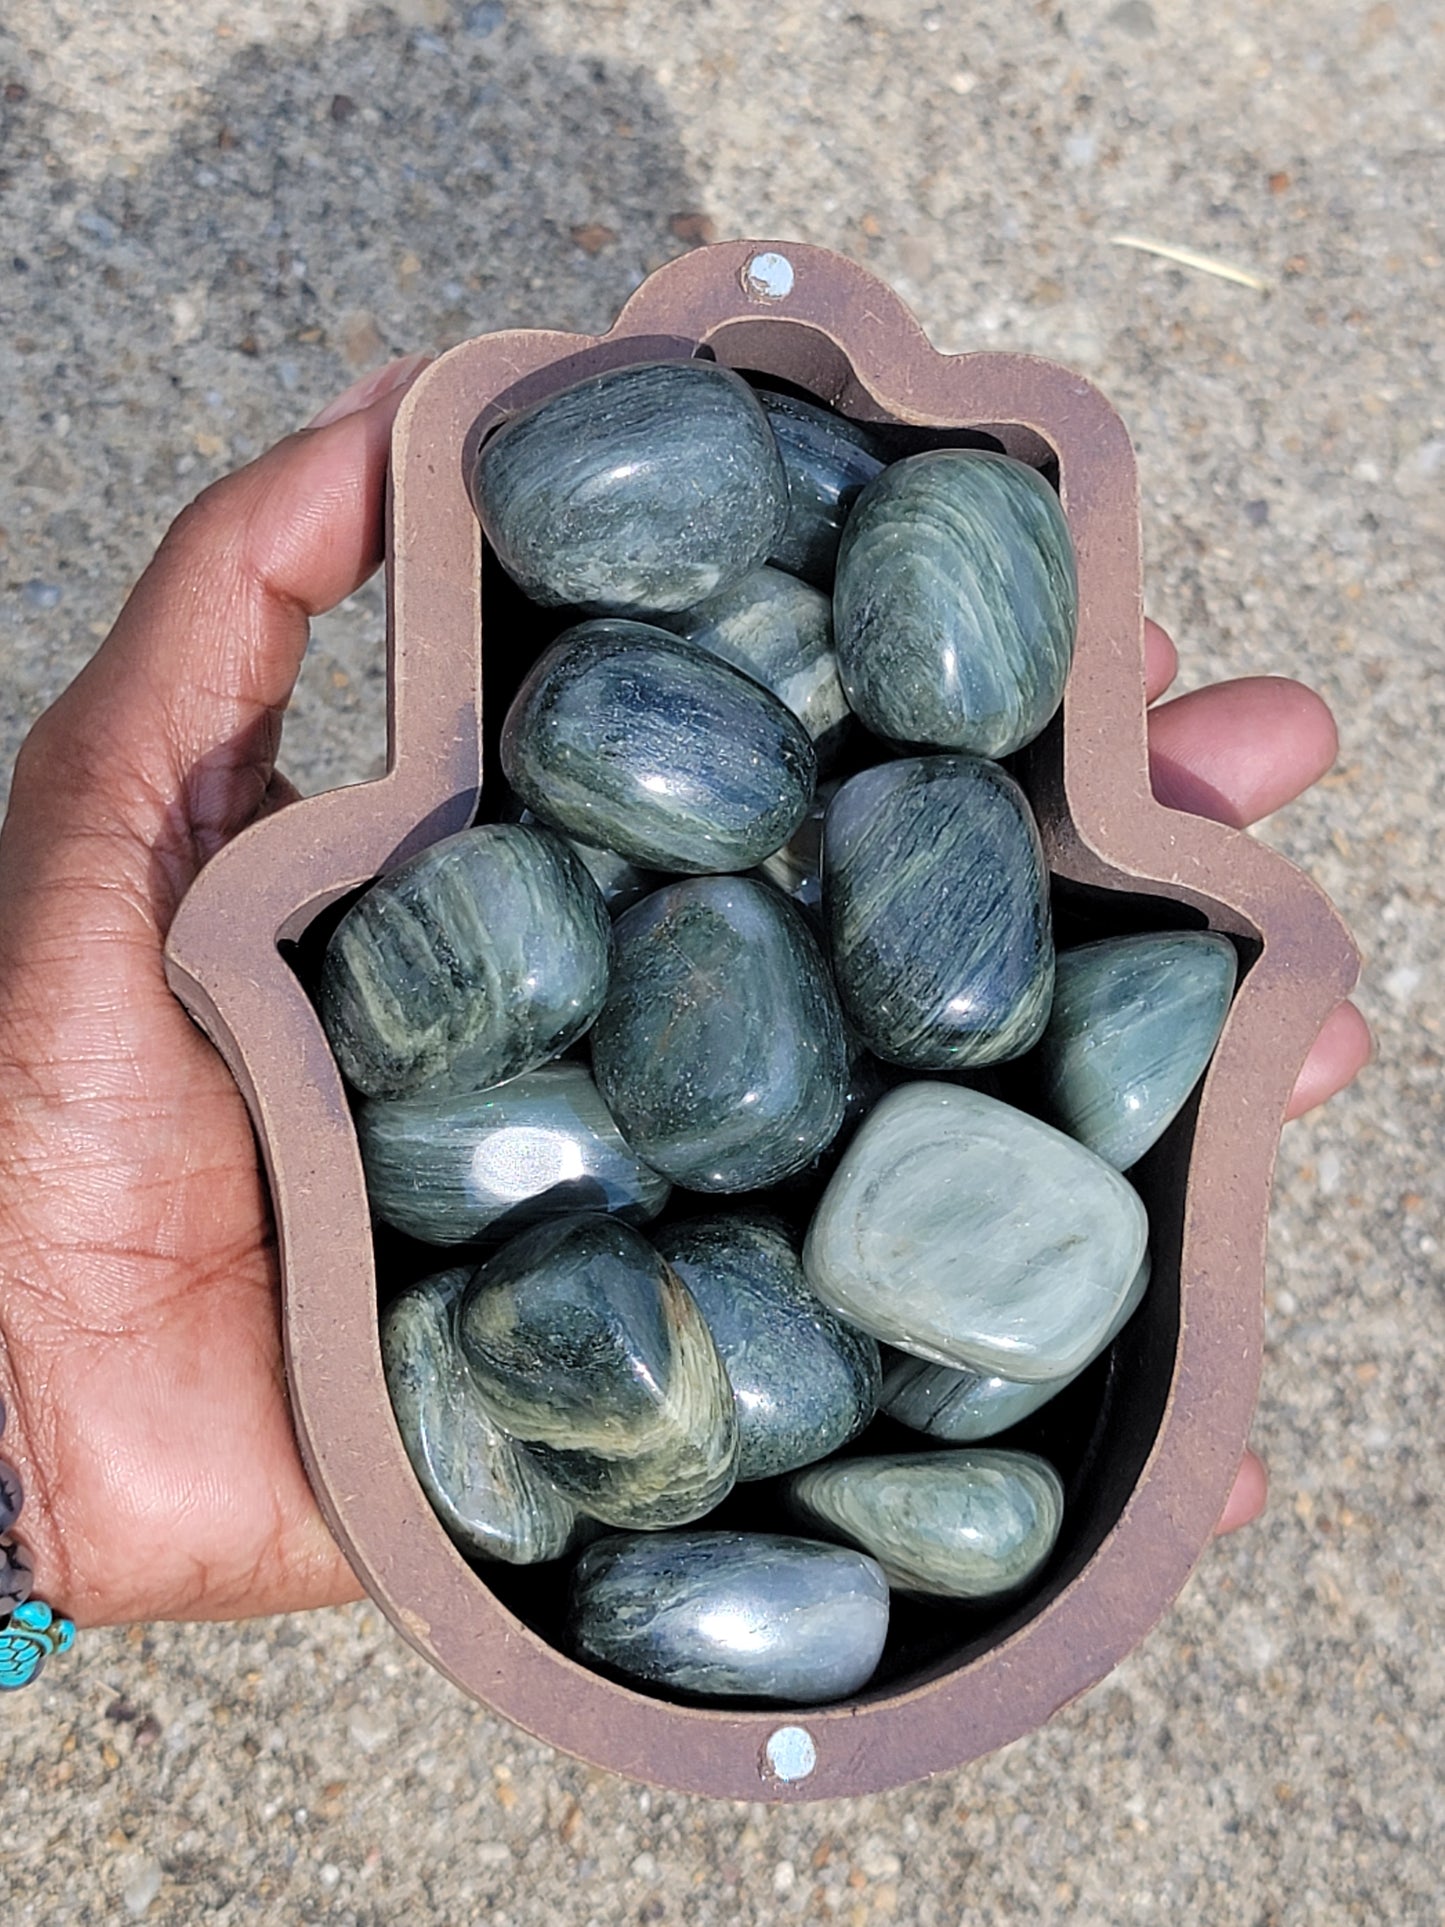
[0,358,1369,1627]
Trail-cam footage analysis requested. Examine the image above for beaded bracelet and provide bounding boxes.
[0,1397,75,1689]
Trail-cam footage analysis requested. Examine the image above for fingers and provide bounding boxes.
[1287,998,1372,1119]
[1147,676,1338,827]
[1143,618,1178,704]
[1215,1448,1268,1535]
[18,354,427,856]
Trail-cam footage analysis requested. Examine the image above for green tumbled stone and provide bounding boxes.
[1036,932,1238,1169]
[833,449,1077,757]
[804,1083,1149,1382]
[318,823,612,1100]
[758,390,886,589]
[592,877,850,1192]
[880,1253,1151,1443]
[381,1269,582,1566]
[472,359,788,616]
[824,756,1054,1070]
[655,1215,881,1481]
[502,621,816,875]
[357,1062,671,1245]
[662,565,852,772]
[568,1530,889,1703]
[786,1449,1064,1599]
[456,1217,739,1530]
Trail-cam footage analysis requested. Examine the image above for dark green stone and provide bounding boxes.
[1036,932,1238,1168]
[472,359,788,616]
[654,1215,880,1480]
[787,1449,1064,1598]
[456,1217,738,1529]
[662,565,851,772]
[357,1063,671,1245]
[318,823,612,1099]
[758,390,886,588]
[833,449,1078,756]
[381,1269,582,1566]
[502,621,817,875]
[591,877,850,1192]
[568,1530,889,1703]
[824,756,1054,1070]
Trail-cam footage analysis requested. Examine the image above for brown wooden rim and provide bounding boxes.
[164,241,1359,1802]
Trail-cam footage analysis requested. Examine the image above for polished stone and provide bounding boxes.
[381,1268,582,1566]
[787,1449,1064,1598]
[357,1062,671,1245]
[592,877,850,1191]
[880,1252,1151,1441]
[655,1215,881,1479]
[319,823,612,1099]
[472,359,788,615]
[515,807,659,916]
[456,1217,738,1529]
[568,1530,889,1703]
[502,621,816,874]
[833,449,1077,756]
[757,389,886,588]
[755,778,838,919]
[662,565,851,771]
[1036,932,1238,1169]
[804,1082,1150,1381]
[824,756,1054,1069]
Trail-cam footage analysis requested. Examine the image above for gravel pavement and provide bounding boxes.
[2,2,1440,1920]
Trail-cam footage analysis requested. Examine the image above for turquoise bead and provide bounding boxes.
[880,1253,1151,1442]
[318,823,612,1099]
[457,1217,739,1529]
[502,621,816,875]
[0,1597,75,1689]
[568,1530,889,1703]
[472,359,788,616]
[758,390,886,588]
[381,1269,583,1565]
[655,1215,880,1480]
[1036,933,1238,1169]
[358,1063,671,1245]
[833,449,1077,756]
[662,565,851,772]
[592,877,850,1192]
[824,756,1054,1070]
[787,1449,1064,1599]
[804,1082,1149,1382]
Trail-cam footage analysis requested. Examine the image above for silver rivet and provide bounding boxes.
[762,1725,817,1782]
[743,251,795,301]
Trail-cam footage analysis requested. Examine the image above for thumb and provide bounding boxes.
[8,353,428,907]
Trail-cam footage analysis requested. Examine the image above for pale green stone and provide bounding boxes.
[787,1449,1064,1598]
[1037,932,1238,1168]
[803,1082,1148,1382]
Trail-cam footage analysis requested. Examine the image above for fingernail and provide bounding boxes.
[307,352,432,429]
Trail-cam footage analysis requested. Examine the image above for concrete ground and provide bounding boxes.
[1,0,1440,1919]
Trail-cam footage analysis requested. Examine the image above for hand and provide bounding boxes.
[0,367,1369,1627]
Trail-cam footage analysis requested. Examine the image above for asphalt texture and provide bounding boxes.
[2,1,1441,1920]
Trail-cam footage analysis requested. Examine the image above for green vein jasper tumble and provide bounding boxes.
[834,449,1078,756]
[758,390,886,588]
[825,756,1054,1069]
[804,1082,1149,1382]
[1036,932,1238,1169]
[457,1217,738,1529]
[880,1253,1151,1443]
[471,359,788,616]
[502,622,816,874]
[568,1531,890,1703]
[357,1062,670,1245]
[662,565,851,772]
[787,1450,1064,1599]
[654,1215,881,1480]
[592,877,850,1192]
[381,1269,582,1566]
[318,824,612,1099]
